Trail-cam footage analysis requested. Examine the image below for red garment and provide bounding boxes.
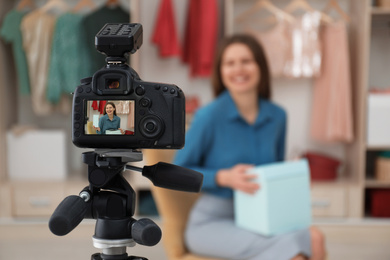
[151,0,181,57]
[98,100,107,115]
[92,100,98,110]
[182,0,218,77]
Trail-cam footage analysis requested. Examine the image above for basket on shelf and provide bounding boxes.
[377,0,390,7]
[371,189,390,217]
[375,155,390,181]
[303,152,340,181]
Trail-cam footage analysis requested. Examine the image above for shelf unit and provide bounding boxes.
[364,3,390,218]
[371,6,390,14]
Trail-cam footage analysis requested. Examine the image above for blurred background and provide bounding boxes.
[1,0,390,259]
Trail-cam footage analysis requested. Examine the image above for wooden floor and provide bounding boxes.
[1,219,390,260]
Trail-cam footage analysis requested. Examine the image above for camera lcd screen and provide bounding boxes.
[85,100,135,135]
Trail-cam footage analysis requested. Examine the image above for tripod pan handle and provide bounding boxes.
[132,218,162,246]
[49,195,88,236]
[142,162,203,192]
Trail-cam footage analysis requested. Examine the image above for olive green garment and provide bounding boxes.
[0,9,31,95]
[47,13,91,104]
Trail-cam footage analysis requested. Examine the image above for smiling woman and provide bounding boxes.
[93,102,124,135]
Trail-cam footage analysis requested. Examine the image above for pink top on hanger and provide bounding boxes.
[247,20,290,78]
[310,21,353,143]
[151,0,181,57]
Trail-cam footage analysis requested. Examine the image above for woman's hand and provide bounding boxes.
[216,164,260,194]
[119,128,125,135]
[93,126,101,132]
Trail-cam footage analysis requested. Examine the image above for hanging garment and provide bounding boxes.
[81,5,130,76]
[92,100,99,110]
[127,101,134,129]
[283,11,322,78]
[98,100,107,114]
[182,0,219,77]
[116,101,130,114]
[0,9,30,95]
[247,21,290,78]
[21,9,70,115]
[46,12,91,104]
[151,0,181,57]
[310,21,353,143]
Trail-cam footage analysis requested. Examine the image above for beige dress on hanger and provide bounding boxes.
[21,9,69,115]
[283,11,322,78]
[116,101,130,115]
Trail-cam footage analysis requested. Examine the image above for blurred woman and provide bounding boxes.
[174,34,326,260]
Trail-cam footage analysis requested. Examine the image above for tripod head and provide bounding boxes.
[49,149,203,260]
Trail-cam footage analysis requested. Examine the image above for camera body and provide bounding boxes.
[72,23,185,149]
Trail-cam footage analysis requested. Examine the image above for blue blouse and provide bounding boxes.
[174,91,287,199]
[97,114,121,134]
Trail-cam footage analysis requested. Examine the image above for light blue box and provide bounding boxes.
[234,159,312,236]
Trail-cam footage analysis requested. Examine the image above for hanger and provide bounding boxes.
[323,0,350,23]
[284,0,333,23]
[39,0,69,13]
[235,0,295,24]
[16,0,35,11]
[72,0,96,13]
[105,0,120,7]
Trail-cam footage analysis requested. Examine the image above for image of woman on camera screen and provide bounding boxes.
[94,102,124,135]
[174,34,326,260]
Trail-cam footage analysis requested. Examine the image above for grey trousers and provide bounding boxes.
[185,194,312,260]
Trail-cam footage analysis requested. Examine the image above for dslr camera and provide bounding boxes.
[50,23,203,260]
[72,23,185,149]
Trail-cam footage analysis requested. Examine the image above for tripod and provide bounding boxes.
[49,149,203,260]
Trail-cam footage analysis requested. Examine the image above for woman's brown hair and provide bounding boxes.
[211,34,271,99]
[104,102,117,116]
